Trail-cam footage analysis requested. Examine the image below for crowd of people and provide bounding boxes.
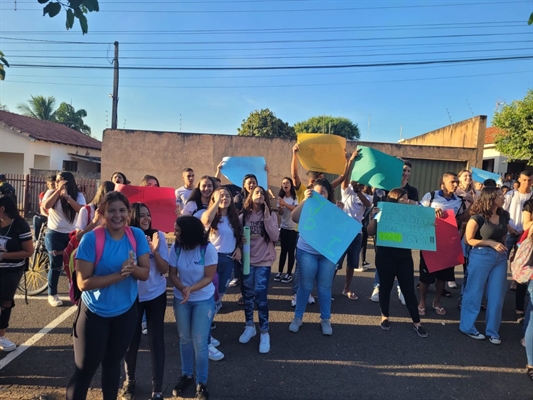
[0,147,532,400]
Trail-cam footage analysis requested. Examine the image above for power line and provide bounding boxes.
[3,0,528,13]
[7,47,531,61]
[9,55,533,71]
[4,69,530,89]
[0,31,530,45]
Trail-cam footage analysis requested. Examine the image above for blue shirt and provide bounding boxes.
[76,227,150,317]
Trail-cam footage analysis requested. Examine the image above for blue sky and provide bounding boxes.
[0,0,532,143]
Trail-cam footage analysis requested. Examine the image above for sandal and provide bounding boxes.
[418,307,426,316]
[442,289,452,298]
[237,296,244,306]
[342,291,358,300]
[527,366,533,382]
[432,303,447,315]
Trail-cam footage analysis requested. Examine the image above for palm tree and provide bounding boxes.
[17,95,57,121]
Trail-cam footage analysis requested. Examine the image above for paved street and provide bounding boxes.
[0,247,531,400]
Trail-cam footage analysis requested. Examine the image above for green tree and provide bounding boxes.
[294,115,360,140]
[0,51,9,81]
[237,109,295,139]
[54,102,91,135]
[38,0,99,34]
[17,95,57,121]
[493,89,533,164]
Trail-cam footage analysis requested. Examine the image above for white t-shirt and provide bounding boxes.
[504,190,533,231]
[182,201,207,219]
[75,204,95,231]
[175,186,193,208]
[169,242,217,302]
[341,185,365,234]
[420,190,464,214]
[208,216,237,253]
[138,231,169,302]
[43,190,86,233]
[278,196,298,230]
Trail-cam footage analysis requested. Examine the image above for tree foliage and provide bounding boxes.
[38,0,99,34]
[17,95,57,121]
[294,115,360,140]
[55,102,91,135]
[17,96,92,135]
[237,109,295,139]
[0,51,9,81]
[493,89,533,165]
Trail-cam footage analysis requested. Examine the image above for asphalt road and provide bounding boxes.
[0,247,531,400]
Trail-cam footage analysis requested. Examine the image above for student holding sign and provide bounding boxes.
[367,188,428,337]
[289,179,339,336]
[238,186,279,353]
[460,187,509,344]
[418,172,469,317]
[337,151,371,300]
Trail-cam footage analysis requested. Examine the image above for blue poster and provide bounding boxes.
[299,191,361,263]
[376,202,436,251]
[471,167,502,185]
[221,156,268,189]
[350,146,404,191]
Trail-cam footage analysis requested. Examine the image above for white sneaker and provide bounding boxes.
[370,287,380,302]
[448,281,458,289]
[320,319,333,336]
[239,325,257,344]
[289,317,303,333]
[0,336,16,352]
[48,294,63,307]
[290,295,296,307]
[229,278,240,287]
[141,321,148,335]
[208,343,224,361]
[211,336,220,347]
[308,294,315,304]
[259,333,270,354]
[398,289,406,306]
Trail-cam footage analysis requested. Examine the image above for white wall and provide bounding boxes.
[483,145,508,174]
[0,152,24,173]
[0,126,101,174]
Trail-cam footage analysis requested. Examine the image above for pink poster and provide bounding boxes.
[422,210,465,273]
[116,184,176,233]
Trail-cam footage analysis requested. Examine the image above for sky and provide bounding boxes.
[0,0,532,143]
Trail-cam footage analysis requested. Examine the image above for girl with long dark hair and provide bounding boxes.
[238,186,279,353]
[182,176,216,219]
[275,177,298,283]
[169,216,217,400]
[460,187,509,344]
[75,181,115,241]
[367,188,428,337]
[111,172,130,185]
[121,202,169,400]
[42,171,86,307]
[0,195,33,352]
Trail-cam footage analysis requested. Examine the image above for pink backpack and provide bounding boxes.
[69,226,137,305]
[510,237,533,284]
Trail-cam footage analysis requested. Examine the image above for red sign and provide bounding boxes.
[115,184,176,233]
[422,210,465,273]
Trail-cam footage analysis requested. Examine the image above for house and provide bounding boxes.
[482,126,528,177]
[0,110,102,174]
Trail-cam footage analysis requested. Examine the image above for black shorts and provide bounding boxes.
[418,253,454,284]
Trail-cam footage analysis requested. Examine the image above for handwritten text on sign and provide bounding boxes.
[376,202,436,251]
[299,191,361,263]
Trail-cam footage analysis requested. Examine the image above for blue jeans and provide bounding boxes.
[242,265,270,332]
[525,280,533,365]
[295,248,336,320]
[173,296,214,385]
[292,261,300,295]
[459,247,507,338]
[45,229,70,296]
[217,253,235,297]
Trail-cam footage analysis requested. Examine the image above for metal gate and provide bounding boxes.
[408,159,468,198]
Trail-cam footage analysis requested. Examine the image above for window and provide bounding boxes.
[63,160,78,172]
[482,159,495,172]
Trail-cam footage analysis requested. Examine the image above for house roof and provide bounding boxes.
[484,126,505,145]
[0,110,101,150]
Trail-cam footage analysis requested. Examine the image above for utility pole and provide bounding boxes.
[111,41,119,129]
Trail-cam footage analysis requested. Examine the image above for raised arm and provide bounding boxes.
[200,190,221,226]
[341,150,359,190]
[291,143,302,189]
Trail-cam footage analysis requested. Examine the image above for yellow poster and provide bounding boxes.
[297,133,347,175]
